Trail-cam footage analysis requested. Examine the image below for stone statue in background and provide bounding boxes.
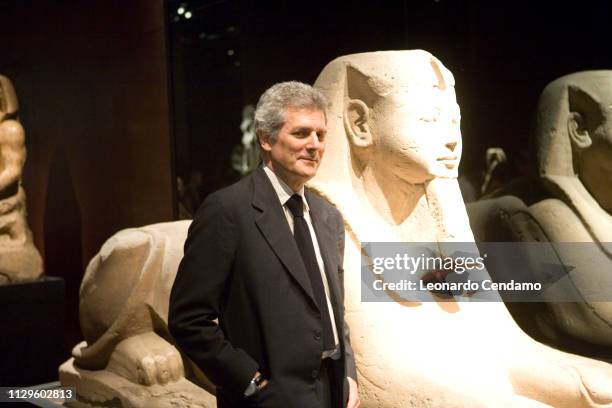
[309,51,612,407]
[231,104,260,176]
[0,75,43,284]
[468,71,612,353]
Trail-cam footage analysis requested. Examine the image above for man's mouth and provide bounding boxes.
[299,157,318,163]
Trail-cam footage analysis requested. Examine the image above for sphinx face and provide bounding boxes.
[369,86,462,184]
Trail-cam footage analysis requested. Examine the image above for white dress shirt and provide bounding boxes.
[263,166,340,354]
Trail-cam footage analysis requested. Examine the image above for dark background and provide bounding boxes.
[0,0,610,385]
[170,0,612,196]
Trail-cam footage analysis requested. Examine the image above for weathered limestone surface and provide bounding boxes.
[0,75,43,284]
[60,221,215,407]
[309,51,612,407]
[468,71,612,353]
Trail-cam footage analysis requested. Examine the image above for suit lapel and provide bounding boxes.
[251,168,319,311]
[306,189,344,314]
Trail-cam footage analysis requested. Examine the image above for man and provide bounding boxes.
[169,81,359,408]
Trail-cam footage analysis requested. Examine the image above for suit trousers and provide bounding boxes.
[318,357,347,408]
[315,358,333,408]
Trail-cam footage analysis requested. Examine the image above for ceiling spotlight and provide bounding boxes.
[185,11,192,19]
[177,7,185,15]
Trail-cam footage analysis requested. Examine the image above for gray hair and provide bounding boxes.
[254,81,327,142]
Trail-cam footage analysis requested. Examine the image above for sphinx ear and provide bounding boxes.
[344,99,373,149]
[567,85,603,151]
[568,111,592,150]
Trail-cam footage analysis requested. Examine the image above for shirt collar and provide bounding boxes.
[263,165,309,212]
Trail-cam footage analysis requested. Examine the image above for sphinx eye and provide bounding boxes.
[420,117,436,123]
[420,107,441,123]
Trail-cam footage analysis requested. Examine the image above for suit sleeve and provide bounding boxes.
[168,193,259,398]
[335,211,358,381]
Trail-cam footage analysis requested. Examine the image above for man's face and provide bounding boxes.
[261,106,327,190]
[369,87,462,184]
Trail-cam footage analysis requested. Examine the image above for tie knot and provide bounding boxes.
[286,194,304,218]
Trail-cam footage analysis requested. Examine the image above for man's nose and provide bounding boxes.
[445,141,457,152]
[306,132,323,149]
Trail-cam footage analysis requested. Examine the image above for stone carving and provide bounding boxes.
[60,221,216,407]
[0,75,43,284]
[231,104,260,176]
[61,59,612,407]
[308,51,612,407]
[468,71,612,352]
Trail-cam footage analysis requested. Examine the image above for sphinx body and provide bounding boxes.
[0,75,43,284]
[308,51,612,407]
[468,71,612,353]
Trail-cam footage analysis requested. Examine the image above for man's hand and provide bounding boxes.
[255,371,269,389]
[347,376,360,408]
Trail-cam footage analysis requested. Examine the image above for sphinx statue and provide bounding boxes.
[61,56,612,407]
[60,221,216,407]
[0,75,43,284]
[468,71,612,354]
[308,51,612,407]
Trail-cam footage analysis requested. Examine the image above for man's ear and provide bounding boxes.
[568,111,592,150]
[344,99,373,148]
[258,132,273,153]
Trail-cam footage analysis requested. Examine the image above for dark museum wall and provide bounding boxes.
[1,0,174,350]
[169,0,612,203]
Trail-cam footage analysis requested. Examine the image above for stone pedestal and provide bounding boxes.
[0,277,65,386]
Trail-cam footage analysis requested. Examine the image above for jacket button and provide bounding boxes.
[313,330,321,341]
[311,369,319,378]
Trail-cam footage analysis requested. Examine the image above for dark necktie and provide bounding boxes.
[286,194,335,351]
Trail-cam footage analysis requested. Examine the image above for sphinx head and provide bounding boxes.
[314,50,462,187]
[536,71,612,213]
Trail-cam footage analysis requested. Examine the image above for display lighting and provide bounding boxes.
[177,7,185,15]
[185,11,192,19]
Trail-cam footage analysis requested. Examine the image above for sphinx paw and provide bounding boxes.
[108,332,184,385]
[565,362,612,406]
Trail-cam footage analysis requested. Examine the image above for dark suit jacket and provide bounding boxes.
[169,167,357,408]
